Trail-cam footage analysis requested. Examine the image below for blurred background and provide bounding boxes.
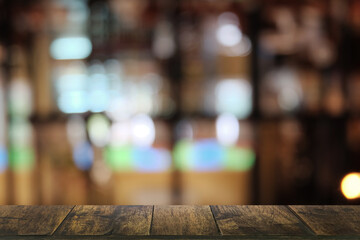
[0,0,360,205]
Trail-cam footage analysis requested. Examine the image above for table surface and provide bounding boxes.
[0,205,359,239]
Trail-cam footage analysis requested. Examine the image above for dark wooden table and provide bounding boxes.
[0,205,359,239]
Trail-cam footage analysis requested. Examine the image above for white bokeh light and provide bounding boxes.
[9,119,33,147]
[153,21,175,59]
[87,114,110,147]
[268,67,302,112]
[222,35,252,57]
[216,24,242,47]
[55,65,89,114]
[216,113,240,146]
[106,97,133,121]
[216,12,252,57]
[278,87,301,111]
[215,79,252,119]
[50,36,92,60]
[8,80,32,116]
[130,114,156,147]
[110,121,131,146]
[218,12,239,26]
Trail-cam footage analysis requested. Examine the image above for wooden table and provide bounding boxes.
[0,205,359,239]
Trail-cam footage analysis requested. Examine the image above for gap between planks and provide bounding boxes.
[149,205,155,235]
[209,205,222,236]
[52,206,76,236]
[285,205,316,236]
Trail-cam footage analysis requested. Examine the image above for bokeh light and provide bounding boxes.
[174,139,255,172]
[109,121,131,146]
[8,80,32,117]
[217,24,242,47]
[130,114,156,147]
[8,119,33,148]
[87,114,110,147]
[216,12,251,57]
[0,146,7,173]
[221,35,252,57]
[8,146,35,172]
[278,86,302,111]
[72,141,94,170]
[225,147,255,171]
[133,147,171,172]
[50,36,92,60]
[218,12,240,26]
[105,145,132,171]
[341,173,360,199]
[173,140,193,171]
[153,21,175,59]
[88,62,110,113]
[215,79,252,118]
[194,139,223,171]
[216,113,240,146]
[216,12,242,49]
[8,119,35,171]
[106,97,132,121]
[56,66,89,114]
[262,67,303,114]
[105,145,171,172]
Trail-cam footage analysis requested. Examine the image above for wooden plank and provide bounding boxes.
[151,205,218,235]
[211,205,313,236]
[55,205,116,235]
[55,205,153,236]
[289,205,360,236]
[1,205,359,239]
[0,205,73,235]
[112,205,152,235]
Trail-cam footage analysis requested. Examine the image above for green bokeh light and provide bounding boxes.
[225,147,255,171]
[173,140,193,171]
[104,145,132,171]
[9,146,35,171]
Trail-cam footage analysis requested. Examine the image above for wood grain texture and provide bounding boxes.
[54,205,116,235]
[55,205,153,236]
[151,205,218,235]
[0,205,73,235]
[1,205,359,239]
[211,205,312,236]
[112,205,152,235]
[289,205,360,236]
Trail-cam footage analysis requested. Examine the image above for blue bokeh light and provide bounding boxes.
[193,139,224,171]
[133,147,171,172]
[73,142,94,170]
[0,146,8,173]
